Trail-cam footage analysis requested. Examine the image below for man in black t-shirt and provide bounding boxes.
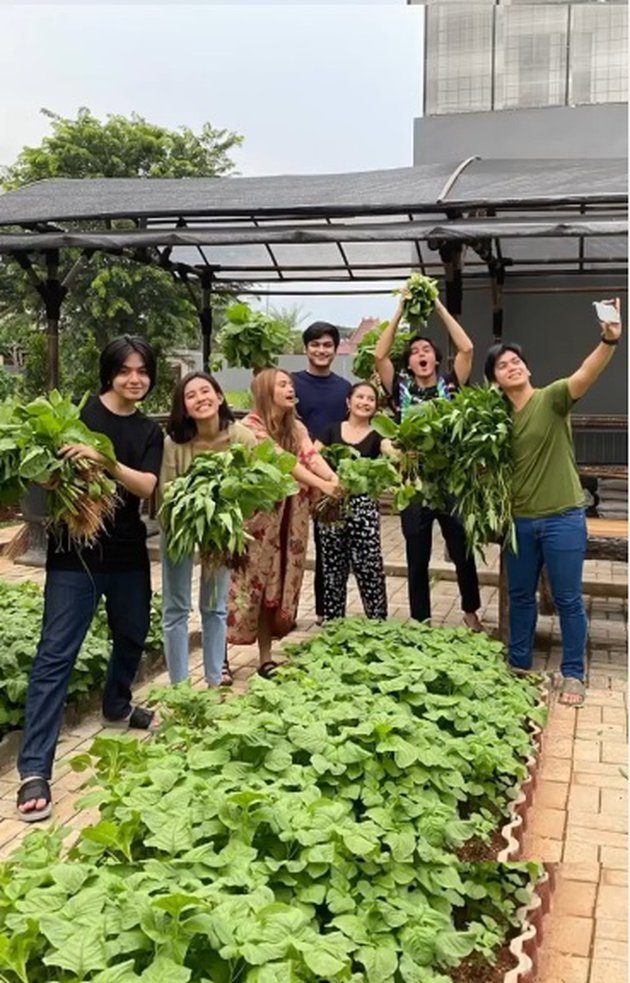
[17,336,164,823]
[293,322,351,621]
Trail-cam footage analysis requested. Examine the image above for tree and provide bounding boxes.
[0,108,243,406]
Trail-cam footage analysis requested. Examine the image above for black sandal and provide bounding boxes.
[257,660,280,679]
[17,777,52,823]
[102,705,160,731]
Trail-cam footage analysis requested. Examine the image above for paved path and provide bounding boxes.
[0,524,626,983]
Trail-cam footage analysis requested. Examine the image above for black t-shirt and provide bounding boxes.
[320,421,383,460]
[292,370,352,440]
[47,395,164,573]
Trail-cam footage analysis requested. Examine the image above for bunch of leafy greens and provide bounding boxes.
[397,274,440,329]
[0,391,118,553]
[374,385,515,555]
[0,579,163,740]
[159,440,298,570]
[0,617,545,982]
[352,323,414,382]
[315,445,402,525]
[216,302,294,372]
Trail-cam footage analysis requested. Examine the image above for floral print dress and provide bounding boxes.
[227,413,314,645]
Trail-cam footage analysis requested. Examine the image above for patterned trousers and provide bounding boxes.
[319,494,388,621]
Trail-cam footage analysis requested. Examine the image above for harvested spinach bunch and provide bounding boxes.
[0,391,118,552]
[160,439,298,569]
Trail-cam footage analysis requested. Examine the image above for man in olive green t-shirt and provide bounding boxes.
[485,299,623,707]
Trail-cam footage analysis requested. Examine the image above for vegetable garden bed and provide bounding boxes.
[0,579,163,753]
[0,616,552,982]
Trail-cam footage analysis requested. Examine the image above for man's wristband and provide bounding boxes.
[600,335,619,346]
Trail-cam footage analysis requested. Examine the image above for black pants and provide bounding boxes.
[313,517,325,617]
[401,503,480,623]
[319,495,388,620]
[18,566,151,781]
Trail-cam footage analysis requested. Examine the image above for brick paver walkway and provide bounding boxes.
[0,520,626,982]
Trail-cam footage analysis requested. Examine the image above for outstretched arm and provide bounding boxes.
[433,299,474,385]
[568,299,622,400]
[374,293,406,394]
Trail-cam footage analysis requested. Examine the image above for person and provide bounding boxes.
[315,381,394,622]
[159,372,256,689]
[484,298,623,706]
[227,368,340,676]
[374,288,483,631]
[17,335,164,822]
[293,321,352,623]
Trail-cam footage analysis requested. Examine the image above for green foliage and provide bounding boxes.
[0,618,544,980]
[315,446,402,524]
[0,107,243,400]
[160,440,298,568]
[0,391,118,547]
[397,275,440,330]
[353,323,413,382]
[223,389,253,411]
[0,579,163,739]
[0,366,20,401]
[216,303,294,372]
[373,385,515,555]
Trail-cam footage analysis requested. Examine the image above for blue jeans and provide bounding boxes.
[161,538,230,686]
[18,567,151,781]
[506,507,587,679]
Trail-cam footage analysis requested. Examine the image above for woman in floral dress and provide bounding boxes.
[227,368,339,676]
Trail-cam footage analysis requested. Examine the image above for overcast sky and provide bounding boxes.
[0,2,424,326]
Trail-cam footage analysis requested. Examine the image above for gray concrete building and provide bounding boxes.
[408,1,627,417]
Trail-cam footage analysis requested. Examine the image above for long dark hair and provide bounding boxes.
[99,335,157,397]
[167,371,234,444]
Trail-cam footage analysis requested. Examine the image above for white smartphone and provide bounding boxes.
[593,301,621,324]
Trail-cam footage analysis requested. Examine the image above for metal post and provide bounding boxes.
[42,250,64,389]
[200,270,214,371]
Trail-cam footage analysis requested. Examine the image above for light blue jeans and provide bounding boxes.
[161,535,230,686]
[506,507,587,679]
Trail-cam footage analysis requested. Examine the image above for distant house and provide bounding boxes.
[337,317,382,355]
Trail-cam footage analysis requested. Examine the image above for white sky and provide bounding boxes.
[0,2,424,326]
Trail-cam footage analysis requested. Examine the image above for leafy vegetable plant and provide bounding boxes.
[0,580,163,739]
[216,303,294,372]
[373,385,515,555]
[0,391,118,552]
[397,274,440,329]
[314,446,402,525]
[352,323,414,382]
[159,440,298,569]
[0,617,546,981]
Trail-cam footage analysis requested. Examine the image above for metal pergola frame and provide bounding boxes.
[0,156,626,384]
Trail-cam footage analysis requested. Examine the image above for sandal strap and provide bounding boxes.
[17,777,50,806]
[128,706,156,729]
[257,660,279,679]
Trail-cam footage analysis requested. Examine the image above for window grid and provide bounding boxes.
[425,2,627,115]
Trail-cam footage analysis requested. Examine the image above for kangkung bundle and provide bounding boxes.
[374,385,515,555]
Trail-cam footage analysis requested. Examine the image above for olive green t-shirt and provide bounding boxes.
[511,380,585,519]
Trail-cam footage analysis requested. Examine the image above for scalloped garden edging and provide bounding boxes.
[504,864,555,983]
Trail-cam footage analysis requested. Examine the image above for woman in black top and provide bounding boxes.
[315,382,392,622]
